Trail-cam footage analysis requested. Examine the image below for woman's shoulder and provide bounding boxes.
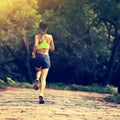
[35,34,39,38]
[46,34,52,37]
[46,34,53,40]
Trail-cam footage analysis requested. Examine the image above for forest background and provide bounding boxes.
[0,0,120,92]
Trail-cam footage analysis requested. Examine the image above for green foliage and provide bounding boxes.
[7,77,15,86]
[93,0,120,21]
[38,0,59,13]
[0,0,41,82]
[0,0,120,87]
[0,77,32,88]
[14,82,32,88]
[0,0,41,42]
[47,83,117,94]
[40,0,112,85]
[0,79,4,84]
[106,93,120,104]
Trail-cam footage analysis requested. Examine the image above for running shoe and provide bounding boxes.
[33,80,39,90]
[39,96,45,104]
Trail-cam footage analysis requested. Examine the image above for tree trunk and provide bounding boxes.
[22,28,33,84]
[102,19,120,93]
[105,37,120,85]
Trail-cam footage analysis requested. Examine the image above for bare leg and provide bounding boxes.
[40,68,49,96]
[36,70,41,80]
[39,68,49,104]
[35,67,41,80]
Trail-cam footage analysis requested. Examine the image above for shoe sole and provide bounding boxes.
[39,96,44,104]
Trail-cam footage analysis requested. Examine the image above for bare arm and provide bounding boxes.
[49,35,55,51]
[32,35,38,58]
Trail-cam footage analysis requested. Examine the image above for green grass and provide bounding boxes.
[0,78,117,94]
[47,83,117,94]
[0,78,32,89]
[105,93,120,104]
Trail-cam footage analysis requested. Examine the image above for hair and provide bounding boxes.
[39,20,48,31]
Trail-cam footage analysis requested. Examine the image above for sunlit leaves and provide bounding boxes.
[0,0,41,40]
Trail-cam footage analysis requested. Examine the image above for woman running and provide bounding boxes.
[32,20,55,104]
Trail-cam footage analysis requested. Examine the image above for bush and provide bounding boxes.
[106,93,120,104]
[7,77,16,86]
[0,79,4,84]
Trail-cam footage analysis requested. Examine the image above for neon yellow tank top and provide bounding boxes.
[37,36,50,49]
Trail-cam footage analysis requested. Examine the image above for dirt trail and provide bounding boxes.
[0,87,120,120]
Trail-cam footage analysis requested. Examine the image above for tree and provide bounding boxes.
[40,0,110,84]
[90,0,120,92]
[0,0,41,83]
[37,0,120,89]
[37,0,59,14]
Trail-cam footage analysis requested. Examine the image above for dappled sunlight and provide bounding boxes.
[0,0,37,15]
[0,0,12,6]
[0,0,40,40]
[0,0,12,15]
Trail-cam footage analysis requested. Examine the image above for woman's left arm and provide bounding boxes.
[32,35,39,58]
[49,35,55,51]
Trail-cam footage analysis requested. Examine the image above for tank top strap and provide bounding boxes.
[37,34,50,49]
[42,34,47,41]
